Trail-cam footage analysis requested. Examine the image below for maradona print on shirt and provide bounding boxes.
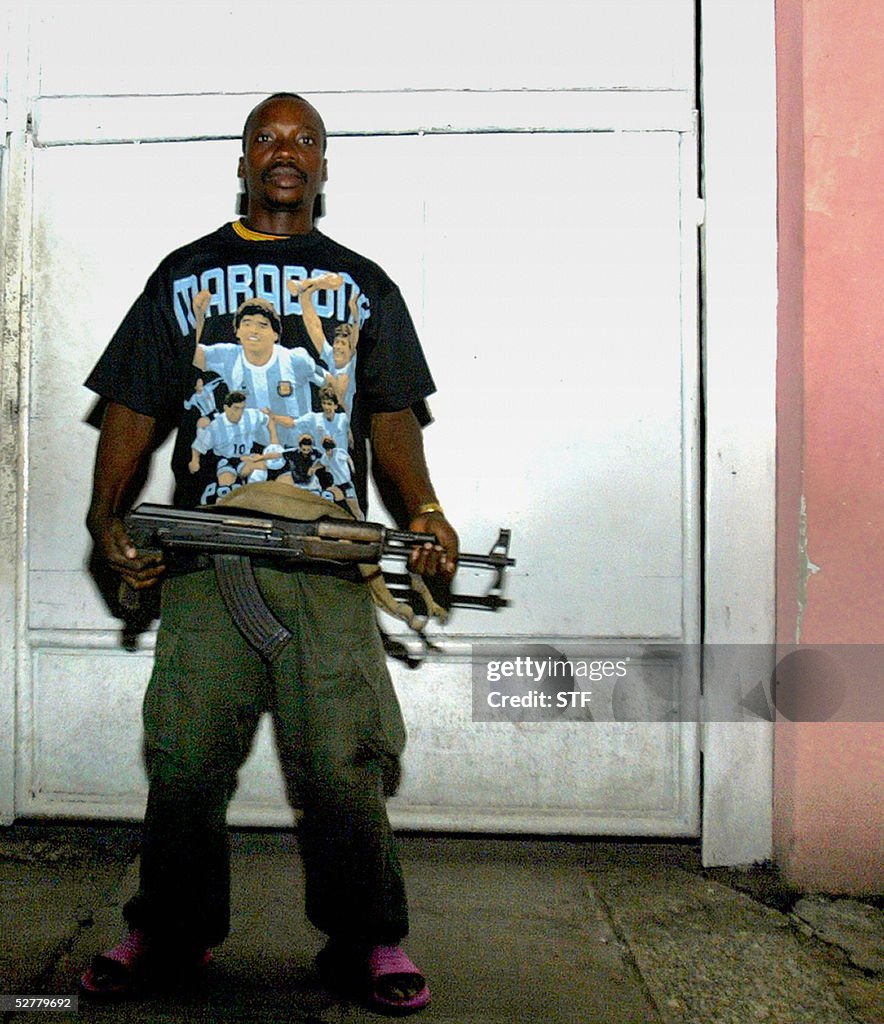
[85,222,435,518]
[185,272,363,517]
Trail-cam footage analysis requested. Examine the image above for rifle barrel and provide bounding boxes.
[385,529,439,547]
[454,552,516,569]
[383,530,515,569]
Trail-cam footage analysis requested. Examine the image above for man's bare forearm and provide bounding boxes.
[87,402,165,587]
[88,404,157,521]
[371,409,439,515]
[371,408,459,576]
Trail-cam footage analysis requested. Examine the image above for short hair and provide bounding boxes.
[241,93,327,154]
[319,386,338,405]
[234,297,281,335]
[224,390,247,407]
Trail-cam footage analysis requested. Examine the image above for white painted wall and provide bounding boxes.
[32,0,693,95]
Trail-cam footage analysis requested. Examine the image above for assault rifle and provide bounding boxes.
[124,503,515,660]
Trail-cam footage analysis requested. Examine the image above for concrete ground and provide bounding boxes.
[0,824,881,1024]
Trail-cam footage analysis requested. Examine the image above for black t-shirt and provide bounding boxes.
[85,222,435,514]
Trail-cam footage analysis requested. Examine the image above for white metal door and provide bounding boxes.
[6,0,706,836]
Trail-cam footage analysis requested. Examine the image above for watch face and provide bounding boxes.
[277,380,293,398]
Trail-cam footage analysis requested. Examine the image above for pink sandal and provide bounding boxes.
[79,929,211,999]
[318,941,430,1015]
[366,945,431,1015]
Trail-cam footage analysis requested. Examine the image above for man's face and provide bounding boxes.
[321,396,337,419]
[236,313,278,365]
[226,401,247,424]
[332,331,351,367]
[239,96,327,218]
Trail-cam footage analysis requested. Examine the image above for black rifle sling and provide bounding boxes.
[211,554,292,661]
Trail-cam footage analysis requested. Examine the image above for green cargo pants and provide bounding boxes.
[123,566,409,950]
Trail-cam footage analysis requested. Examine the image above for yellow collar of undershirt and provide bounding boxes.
[232,219,291,242]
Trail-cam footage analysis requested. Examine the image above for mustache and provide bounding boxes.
[263,162,307,182]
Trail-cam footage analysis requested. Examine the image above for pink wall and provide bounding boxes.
[774,0,884,893]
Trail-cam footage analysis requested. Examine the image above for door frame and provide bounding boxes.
[699,0,777,865]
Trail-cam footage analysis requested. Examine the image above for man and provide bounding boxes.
[81,92,458,1016]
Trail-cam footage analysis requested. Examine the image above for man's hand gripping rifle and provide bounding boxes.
[124,503,515,660]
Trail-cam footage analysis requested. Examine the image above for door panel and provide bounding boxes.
[23,123,699,834]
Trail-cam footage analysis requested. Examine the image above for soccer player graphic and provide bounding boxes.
[287,275,362,414]
[193,297,332,425]
[188,390,283,501]
[281,433,324,493]
[183,376,226,430]
[318,435,360,517]
[289,384,350,454]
